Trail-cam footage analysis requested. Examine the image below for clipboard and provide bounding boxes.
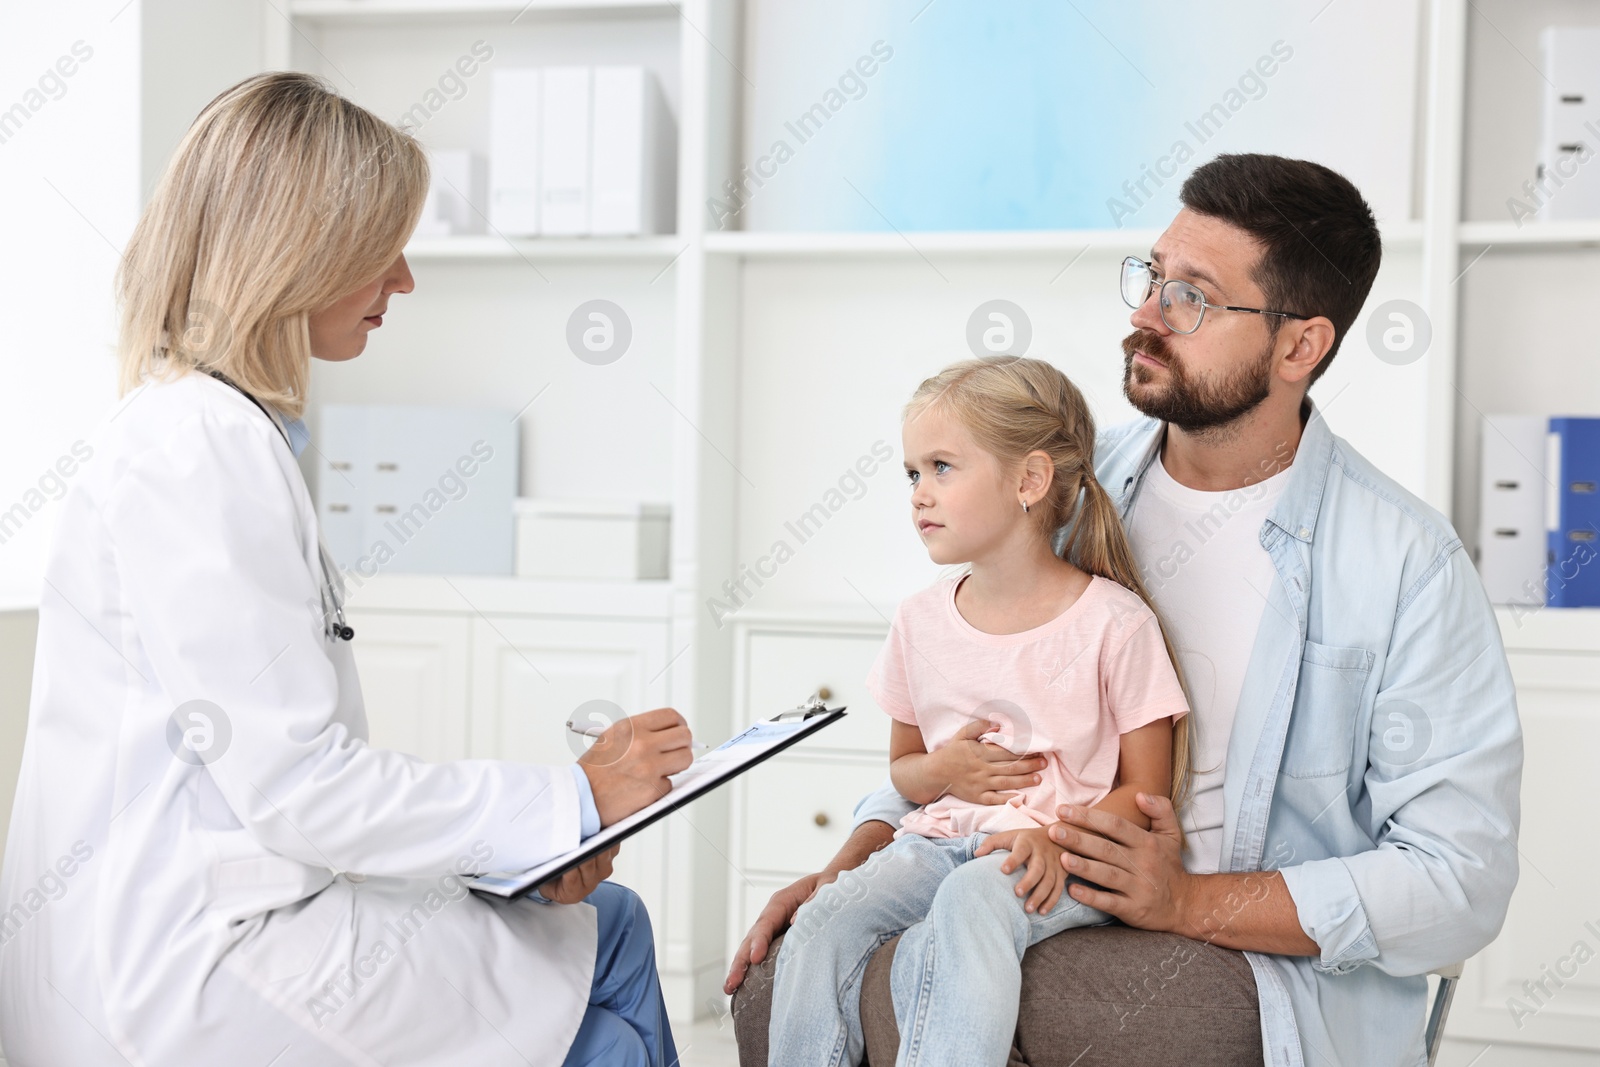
[469,701,847,899]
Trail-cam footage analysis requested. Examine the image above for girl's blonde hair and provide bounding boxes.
[117,71,429,420]
[905,355,1193,818]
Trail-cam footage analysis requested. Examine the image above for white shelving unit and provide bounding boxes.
[261,0,740,1024]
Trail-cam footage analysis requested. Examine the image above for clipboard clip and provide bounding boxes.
[770,695,834,722]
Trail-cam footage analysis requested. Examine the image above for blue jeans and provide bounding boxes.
[562,882,678,1067]
[768,832,1110,1067]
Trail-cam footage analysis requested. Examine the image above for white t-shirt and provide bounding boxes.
[1123,451,1294,874]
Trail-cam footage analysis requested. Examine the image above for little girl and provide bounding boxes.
[767,355,1191,1067]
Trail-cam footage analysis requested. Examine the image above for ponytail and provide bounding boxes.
[1068,475,1194,826]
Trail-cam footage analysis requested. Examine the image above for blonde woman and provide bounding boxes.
[767,356,1192,1067]
[0,73,690,1066]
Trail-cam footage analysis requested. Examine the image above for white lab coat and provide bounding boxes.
[0,372,596,1066]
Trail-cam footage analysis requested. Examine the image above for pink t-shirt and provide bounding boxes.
[867,573,1190,839]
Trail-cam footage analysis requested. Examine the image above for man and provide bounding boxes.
[724,153,1522,1066]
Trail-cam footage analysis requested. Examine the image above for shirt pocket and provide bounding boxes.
[1280,641,1375,779]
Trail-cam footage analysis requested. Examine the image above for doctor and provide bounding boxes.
[0,72,689,1066]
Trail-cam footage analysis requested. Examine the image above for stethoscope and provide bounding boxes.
[207,369,355,643]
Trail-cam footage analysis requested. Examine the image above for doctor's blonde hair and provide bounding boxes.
[905,356,1193,819]
[117,72,429,420]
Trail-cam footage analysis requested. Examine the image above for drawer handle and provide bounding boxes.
[816,686,832,701]
[814,812,830,828]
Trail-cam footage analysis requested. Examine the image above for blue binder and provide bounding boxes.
[1546,417,1600,607]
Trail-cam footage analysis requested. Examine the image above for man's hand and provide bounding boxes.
[722,819,899,994]
[1051,794,1320,955]
[974,827,1070,915]
[578,707,695,827]
[914,719,1048,806]
[537,845,619,905]
[723,870,828,994]
[1047,792,1193,932]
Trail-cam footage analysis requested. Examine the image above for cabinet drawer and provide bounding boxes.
[744,630,891,755]
[740,755,892,874]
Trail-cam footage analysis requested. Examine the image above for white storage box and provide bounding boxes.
[414,149,487,238]
[514,499,670,580]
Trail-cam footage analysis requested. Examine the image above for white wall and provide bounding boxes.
[0,3,141,608]
[0,0,263,610]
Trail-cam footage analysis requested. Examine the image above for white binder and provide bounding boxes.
[1538,27,1600,221]
[538,67,592,235]
[590,66,677,235]
[488,69,541,236]
[1477,414,1547,605]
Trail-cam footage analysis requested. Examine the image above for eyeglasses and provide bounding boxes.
[1120,256,1309,335]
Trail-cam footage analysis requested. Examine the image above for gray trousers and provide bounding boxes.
[733,924,1265,1066]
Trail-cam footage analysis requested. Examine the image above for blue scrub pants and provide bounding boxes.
[561,881,678,1067]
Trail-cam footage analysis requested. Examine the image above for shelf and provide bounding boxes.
[1458,219,1600,249]
[704,228,1163,259]
[703,220,1425,260]
[1497,606,1600,654]
[288,0,676,21]
[404,234,686,262]
[731,607,894,630]
[341,572,675,619]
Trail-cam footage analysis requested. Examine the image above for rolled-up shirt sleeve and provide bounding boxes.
[851,776,916,832]
[1280,547,1523,976]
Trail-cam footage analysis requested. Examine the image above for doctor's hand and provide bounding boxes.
[579,707,695,827]
[537,845,620,905]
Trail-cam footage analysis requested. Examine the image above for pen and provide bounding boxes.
[565,720,707,751]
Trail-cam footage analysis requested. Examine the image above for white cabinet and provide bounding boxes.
[467,615,671,765]
[335,575,689,1008]
[345,610,471,762]
[468,613,673,960]
[1443,610,1600,1064]
[724,614,893,964]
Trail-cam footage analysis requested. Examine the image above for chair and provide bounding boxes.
[1424,961,1465,1067]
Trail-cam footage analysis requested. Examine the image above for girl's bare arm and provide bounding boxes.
[1091,717,1174,830]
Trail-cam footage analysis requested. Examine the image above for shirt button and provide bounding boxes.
[1298,527,1311,538]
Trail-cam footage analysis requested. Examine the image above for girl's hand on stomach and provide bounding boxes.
[896,723,1056,806]
[975,828,1069,915]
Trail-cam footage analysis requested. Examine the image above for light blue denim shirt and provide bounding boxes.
[852,401,1523,1067]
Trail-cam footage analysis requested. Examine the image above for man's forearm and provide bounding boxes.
[1173,870,1319,956]
[823,819,896,878]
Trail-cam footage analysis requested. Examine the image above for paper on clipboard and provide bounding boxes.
[468,705,846,898]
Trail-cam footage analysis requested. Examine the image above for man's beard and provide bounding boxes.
[1120,329,1274,432]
